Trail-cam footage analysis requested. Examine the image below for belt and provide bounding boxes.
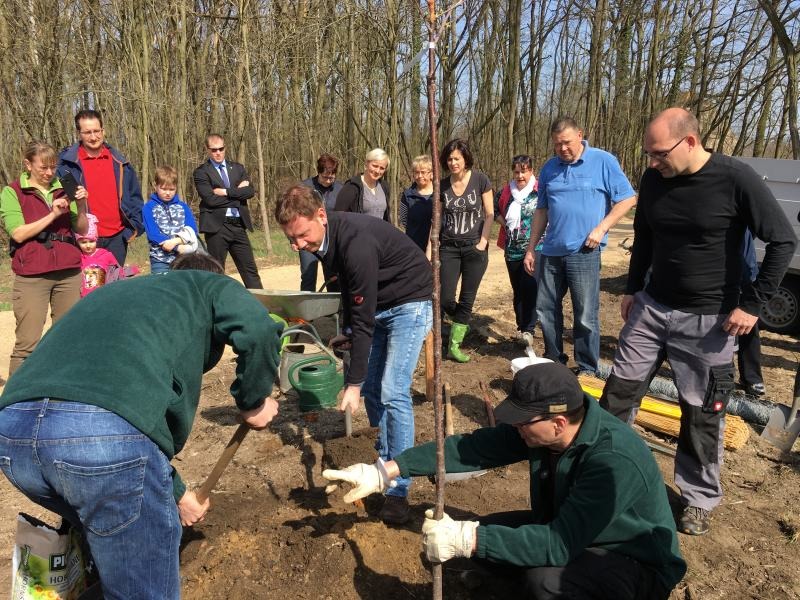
[224,216,244,226]
[10,231,76,257]
[441,238,480,248]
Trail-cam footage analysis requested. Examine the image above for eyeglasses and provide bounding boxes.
[642,136,686,161]
[517,415,550,427]
[208,146,225,153]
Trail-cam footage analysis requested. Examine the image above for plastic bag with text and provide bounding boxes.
[11,513,87,600]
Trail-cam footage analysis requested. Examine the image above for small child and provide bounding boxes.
[76,213,120,297]
[144,166,199,274]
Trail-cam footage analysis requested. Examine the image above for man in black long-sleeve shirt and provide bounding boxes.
[276,184,433,524]
[600,108,796,536]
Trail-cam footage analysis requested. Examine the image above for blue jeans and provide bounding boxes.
[149,260,171,275]
[0,400,182,600]
[536,248,601,374]
[362,300,432,497]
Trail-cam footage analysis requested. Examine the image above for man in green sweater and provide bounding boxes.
[0,254,282,600]
[323,362,686,599]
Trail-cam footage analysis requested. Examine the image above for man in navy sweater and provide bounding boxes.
[276,184,432,524]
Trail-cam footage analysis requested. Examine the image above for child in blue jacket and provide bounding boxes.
[144,166,199,274]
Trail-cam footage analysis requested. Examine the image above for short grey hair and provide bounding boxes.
[365,147,389,165]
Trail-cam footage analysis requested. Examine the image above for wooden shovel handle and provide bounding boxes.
[196,423,250,504]
[479,381,497,428]
[425,332,435,401]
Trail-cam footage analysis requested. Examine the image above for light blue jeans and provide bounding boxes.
[0,400,181,600]
[362,300,432,497]
[536,248,601,374]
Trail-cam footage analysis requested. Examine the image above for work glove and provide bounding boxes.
[322,459,396,503]
[422,509,479,563]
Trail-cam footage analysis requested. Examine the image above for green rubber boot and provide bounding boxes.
[448,322,470,363]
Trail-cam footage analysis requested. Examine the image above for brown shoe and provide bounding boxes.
[379,496,410,525]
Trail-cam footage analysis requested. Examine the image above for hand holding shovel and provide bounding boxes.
[194,398,280,506]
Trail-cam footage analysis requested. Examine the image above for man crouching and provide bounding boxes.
[324,362,686,599]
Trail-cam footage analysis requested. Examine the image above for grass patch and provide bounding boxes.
[779,513,799,543]
[0,260,11,312]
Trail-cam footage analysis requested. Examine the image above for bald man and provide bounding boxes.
[599,108,796,535]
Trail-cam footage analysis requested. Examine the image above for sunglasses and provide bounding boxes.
[208,146,225,153]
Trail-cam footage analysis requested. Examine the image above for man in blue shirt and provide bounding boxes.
[524,117,636,375]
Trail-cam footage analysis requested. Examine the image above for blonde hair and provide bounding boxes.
[154,165,178,187]
[23,141,56,167]
[411,155,432,172]
[365,147,389,166]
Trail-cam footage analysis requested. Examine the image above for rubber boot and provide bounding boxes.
[448,322,470,363]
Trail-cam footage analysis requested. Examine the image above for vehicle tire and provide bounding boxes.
[760,275,800,334]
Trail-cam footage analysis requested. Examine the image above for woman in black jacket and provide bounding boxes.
[334,148,390,221]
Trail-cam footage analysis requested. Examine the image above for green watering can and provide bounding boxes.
[287,355,344,413]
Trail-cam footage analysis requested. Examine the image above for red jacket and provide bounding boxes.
[9,180,81,276]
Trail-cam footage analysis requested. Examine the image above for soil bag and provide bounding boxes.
[10,513,87,600]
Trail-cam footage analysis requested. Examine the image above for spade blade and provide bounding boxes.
[760,365,800,451]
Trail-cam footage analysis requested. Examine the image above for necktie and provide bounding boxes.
[217,164,230,188]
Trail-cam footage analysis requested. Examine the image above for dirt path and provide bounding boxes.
[1,218,799,599]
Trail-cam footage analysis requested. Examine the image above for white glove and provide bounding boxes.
[422,509,479,563]
[322,459,396,503]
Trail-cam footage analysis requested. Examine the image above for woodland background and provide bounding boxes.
[0,0,798,246]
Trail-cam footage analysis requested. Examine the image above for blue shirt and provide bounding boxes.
[212,159,240,218]
[537,141,634,256]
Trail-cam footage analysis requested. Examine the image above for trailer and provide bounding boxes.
[736,157,800,334]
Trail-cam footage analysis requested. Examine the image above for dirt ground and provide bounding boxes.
[1,217,799,599]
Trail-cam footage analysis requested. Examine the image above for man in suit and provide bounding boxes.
[193,134,263,288]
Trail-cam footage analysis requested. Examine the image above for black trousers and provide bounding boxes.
[474,511,670,600]
[205,222,263,289]
[506,258,538,333]
[737,322,764,387]
[97,230,128,266]
[440,243,489,324]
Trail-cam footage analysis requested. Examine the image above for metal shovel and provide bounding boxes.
[760,363,800,451]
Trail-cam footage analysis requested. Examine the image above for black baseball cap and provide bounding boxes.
[494,362,585,425]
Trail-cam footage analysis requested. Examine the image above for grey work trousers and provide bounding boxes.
[600,291,735,510]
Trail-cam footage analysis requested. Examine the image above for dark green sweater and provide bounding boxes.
[395,396,686,591]
[0,270,282,500]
